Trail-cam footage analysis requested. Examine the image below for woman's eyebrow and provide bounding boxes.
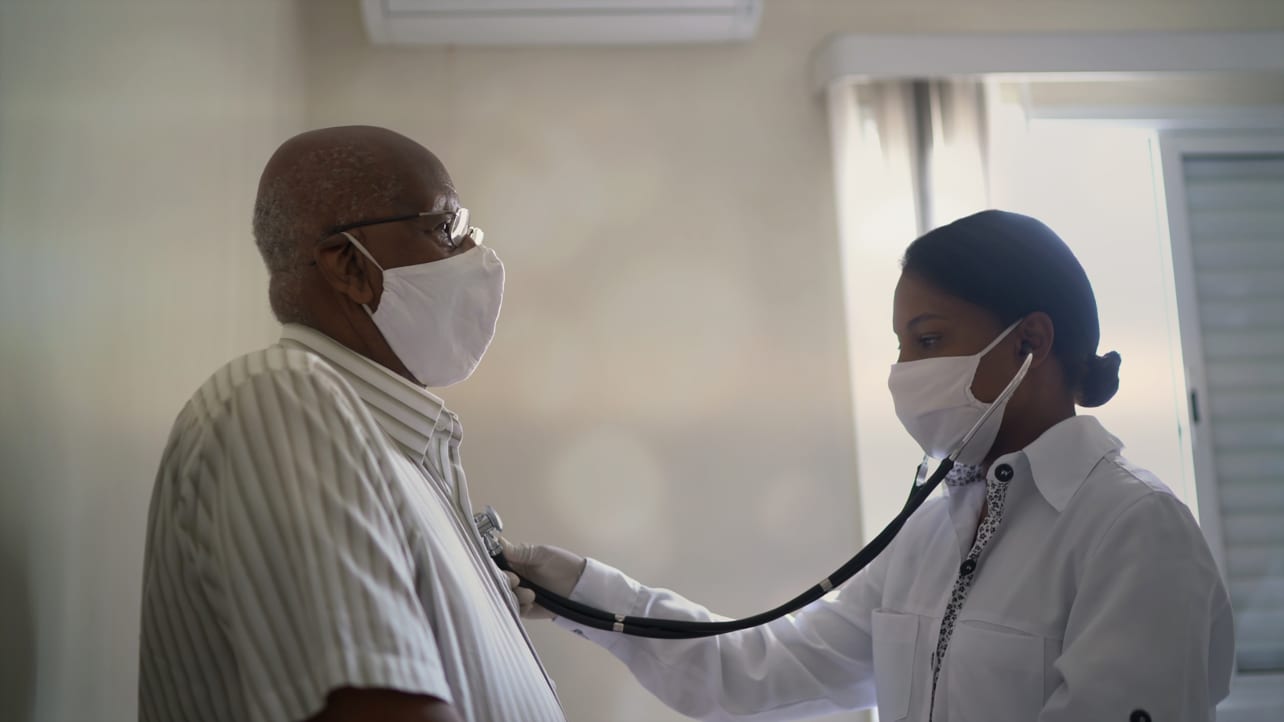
[907,313,947,330]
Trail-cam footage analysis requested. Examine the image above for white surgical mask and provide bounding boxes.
[345,232,505,387]
[887,320,1022,465]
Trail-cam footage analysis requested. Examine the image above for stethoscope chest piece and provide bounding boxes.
[474,505,504,557]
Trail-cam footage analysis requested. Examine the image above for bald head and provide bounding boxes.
[252,125,453,321]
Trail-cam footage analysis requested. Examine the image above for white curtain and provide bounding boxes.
[826,77,992,542]
[915,79,990,231]
[832,78,990,236]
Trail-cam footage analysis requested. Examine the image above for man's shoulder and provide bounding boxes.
[176,344,357,432]
[157,343,376,484]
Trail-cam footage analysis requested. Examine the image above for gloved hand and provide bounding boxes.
[500,538,588,620]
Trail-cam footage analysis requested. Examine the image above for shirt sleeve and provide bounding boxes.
[554,549,889,721]
[199,360,451,722]
[1038,491,1235,722]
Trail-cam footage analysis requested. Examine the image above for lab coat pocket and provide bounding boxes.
[946,620,1044,722]
[871,609,919,721]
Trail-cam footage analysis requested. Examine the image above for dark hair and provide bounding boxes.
[901,210,1121,407]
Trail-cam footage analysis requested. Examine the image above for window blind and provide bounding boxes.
[1182,152,1284,673]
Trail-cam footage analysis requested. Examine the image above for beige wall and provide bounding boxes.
[0,1,307,720]
[2,0,1283,721]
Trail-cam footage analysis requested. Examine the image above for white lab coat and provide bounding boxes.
[555,416,1234,721]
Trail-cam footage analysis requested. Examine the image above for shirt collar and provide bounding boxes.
[997,415,1123,512]
[278,323,457,464]
[943,462,988,488]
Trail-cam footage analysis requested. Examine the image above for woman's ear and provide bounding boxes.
[315,232,381,307]
[1018,312,1055,368]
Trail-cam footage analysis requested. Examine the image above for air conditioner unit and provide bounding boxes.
[360,0,763,46]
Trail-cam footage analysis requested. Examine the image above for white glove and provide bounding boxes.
[500,537,588,620]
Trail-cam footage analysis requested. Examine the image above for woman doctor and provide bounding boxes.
[503,210,1234,722]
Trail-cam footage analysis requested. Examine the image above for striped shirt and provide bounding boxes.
[139,324,564,722]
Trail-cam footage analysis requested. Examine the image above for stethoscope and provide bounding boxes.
[475,351,1034,639]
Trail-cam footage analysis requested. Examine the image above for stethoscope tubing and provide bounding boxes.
[495,352,1033,638]
[494,456,953,638]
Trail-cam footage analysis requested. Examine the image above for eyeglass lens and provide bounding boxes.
[449,208,471,244]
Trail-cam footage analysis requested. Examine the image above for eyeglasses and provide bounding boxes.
[324,208,481,250]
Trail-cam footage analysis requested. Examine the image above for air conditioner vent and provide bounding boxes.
[361,0,763,46]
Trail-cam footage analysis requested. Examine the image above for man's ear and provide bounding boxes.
[1017,312,1055,368]
[315,233,381,308]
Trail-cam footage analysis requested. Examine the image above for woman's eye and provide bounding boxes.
[917,334,942,349]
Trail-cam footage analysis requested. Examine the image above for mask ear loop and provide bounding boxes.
[341,231,385,272]
[950,349,1033,463]
[976,318,1024,358]
[338,232,386,318]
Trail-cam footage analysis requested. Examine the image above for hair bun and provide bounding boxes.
[1077,351,1122,407]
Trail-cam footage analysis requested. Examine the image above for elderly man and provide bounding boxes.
[138,126,564,722]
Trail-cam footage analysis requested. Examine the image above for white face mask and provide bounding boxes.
[344,232,505,387]
[887,320,1022,465]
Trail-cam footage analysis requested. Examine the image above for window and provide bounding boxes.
[1158,132,1284,719]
